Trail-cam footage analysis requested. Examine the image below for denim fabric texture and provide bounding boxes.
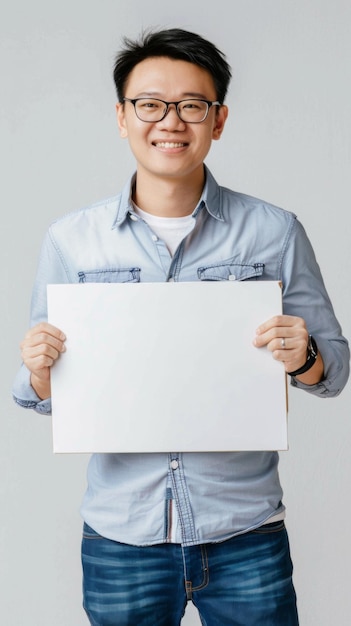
[82,521,299,625]
[12,167,349,547]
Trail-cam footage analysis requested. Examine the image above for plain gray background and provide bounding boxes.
[2,1,350,624]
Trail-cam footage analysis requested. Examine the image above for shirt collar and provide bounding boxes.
[111,165,224,229]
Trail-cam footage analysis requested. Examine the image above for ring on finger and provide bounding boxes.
[281,338,286,349]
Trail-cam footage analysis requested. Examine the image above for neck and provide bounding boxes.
[133,167,205,217]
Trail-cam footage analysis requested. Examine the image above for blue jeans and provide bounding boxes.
[82,521,299,625]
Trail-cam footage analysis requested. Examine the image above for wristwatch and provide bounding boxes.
[287,335,318,377]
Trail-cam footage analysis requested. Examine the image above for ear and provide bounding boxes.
[116,102,128,138]
[212,105,229,140]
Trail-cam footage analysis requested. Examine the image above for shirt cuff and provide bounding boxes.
[12,364,52,415]
[289,336,349,397]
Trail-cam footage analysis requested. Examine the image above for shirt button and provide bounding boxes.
[129,214,138,221]
[151,234,158,242]
[228,274,236,281]
[168,277,174,282]
[170,460,179,470]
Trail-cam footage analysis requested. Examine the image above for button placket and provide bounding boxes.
[168,454,197,544]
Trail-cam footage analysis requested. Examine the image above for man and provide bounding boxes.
[13,28,349,625]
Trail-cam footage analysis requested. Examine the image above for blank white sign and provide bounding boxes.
[48,281,287,453]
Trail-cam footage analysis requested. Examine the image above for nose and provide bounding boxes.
[158,104,186,128]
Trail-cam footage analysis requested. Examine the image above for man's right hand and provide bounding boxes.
[20,322,66,399]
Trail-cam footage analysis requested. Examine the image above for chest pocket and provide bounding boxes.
[197,262,264,281]
[78,268,141,283]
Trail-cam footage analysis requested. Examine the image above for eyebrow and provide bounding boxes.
[133,91,211,100]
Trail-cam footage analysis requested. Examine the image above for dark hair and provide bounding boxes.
[113,28,232,103]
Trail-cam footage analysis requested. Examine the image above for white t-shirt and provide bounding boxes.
[133,204,195,256]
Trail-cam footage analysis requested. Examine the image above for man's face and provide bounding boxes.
[116,57,228,184]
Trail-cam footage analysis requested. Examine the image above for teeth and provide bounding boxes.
[155,142,185,148]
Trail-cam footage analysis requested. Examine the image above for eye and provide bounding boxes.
[139,99,162,110]
[182,101,203,110]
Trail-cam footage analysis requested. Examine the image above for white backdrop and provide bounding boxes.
[2,1,350,624]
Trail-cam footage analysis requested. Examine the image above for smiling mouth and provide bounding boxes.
[153,142,187,148]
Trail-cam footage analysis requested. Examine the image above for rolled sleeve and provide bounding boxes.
[282,219,350,397]
[12,228,68,415]
[290,338,349,397]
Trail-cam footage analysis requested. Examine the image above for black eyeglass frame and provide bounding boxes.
[122,97,222,123]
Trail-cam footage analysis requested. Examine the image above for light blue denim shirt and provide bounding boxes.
[13,167,349,546]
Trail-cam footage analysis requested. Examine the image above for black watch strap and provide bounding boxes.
[287,335,318,377]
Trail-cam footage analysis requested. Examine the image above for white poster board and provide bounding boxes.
[48,281,287,453]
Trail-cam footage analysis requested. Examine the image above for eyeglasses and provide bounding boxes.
[123,97,221,123]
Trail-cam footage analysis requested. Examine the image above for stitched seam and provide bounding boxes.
[191,545,209,592]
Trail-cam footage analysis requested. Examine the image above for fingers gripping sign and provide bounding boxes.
[20,322,66,399]
[253,315,310,374]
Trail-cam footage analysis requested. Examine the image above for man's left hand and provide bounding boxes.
[253,314,310,374]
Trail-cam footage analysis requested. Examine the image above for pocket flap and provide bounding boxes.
[78,268,141,283]
[197,262,264,281]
